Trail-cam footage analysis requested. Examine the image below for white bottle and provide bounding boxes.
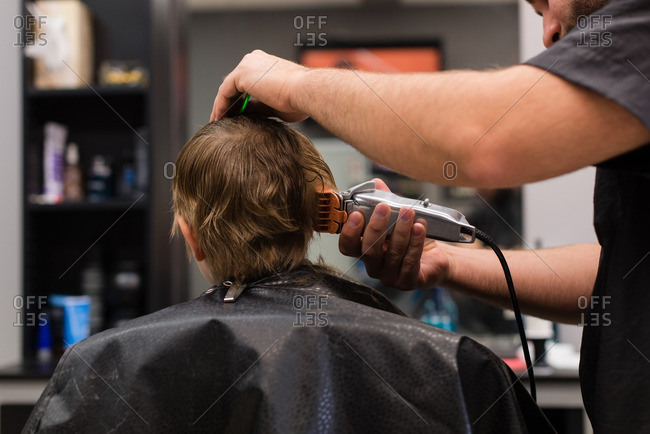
[64,143,84,202]
[43,122,67,204]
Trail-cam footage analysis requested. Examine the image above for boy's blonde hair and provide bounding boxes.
[172,116,336,283]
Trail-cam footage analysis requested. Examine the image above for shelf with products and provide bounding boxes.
[23,118,150,212]
[22,217,150,364]
[19,0,187,366]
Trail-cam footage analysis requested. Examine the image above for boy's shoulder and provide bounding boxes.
[26,272,551,433]
[71,271,455,361]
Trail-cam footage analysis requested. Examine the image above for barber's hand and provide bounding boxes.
[339,179,451,291]
[210,50,309,122]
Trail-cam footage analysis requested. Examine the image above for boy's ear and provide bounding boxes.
[177,216,206,262]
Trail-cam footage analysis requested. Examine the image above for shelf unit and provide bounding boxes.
[20,0,188,363]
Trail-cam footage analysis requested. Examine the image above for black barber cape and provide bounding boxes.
[24,268,551,433]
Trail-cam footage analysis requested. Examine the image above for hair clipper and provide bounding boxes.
[316,180,475,243]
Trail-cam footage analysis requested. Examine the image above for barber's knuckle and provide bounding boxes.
[362,238,384,258]
[364,223,385,239]
[409,231,424,247]
[393,231,410,246]
[389,237,408,255]
[341,222,361,239]
[393,277,407,291]
[363,248,384,264]
[367,212,388,231]
[394,218,412,234]
[361,249,381,268]
[398,278,415,292]
[217,81,227,94]
[365,264,382,279]
[402,256,420,275]
[339,242,357,257]
[386,236,410,259]
[384,248,404,264]
[394,237,412,254]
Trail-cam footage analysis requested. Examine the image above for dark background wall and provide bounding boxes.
[185,4,520,295]
[188,5,519,133]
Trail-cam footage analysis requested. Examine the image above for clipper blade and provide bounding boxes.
[316,189,348,234]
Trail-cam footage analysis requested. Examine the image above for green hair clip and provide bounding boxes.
[239,93,251,114]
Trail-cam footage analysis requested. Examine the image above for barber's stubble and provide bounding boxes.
[568,0,611,30]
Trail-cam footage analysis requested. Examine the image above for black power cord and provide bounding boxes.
[469,228,537,402]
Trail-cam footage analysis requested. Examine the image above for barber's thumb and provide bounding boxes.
[373,178,391,192]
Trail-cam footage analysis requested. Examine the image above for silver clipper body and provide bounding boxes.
[340,181,475,243]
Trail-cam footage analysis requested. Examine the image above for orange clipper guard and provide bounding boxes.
[316,188,348,234]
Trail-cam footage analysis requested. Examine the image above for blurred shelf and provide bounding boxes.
[0,361,56,380]
[19,0,186,366]
[26,199,147,212]
[26,86,147,99]
[188,0,516,11]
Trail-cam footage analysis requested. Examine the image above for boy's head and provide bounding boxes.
[172,116,335,284]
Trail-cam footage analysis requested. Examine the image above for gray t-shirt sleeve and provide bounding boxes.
[525,0,650,130]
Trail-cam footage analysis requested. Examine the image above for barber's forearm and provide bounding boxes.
[293,65,650,188]
[295,68,492,185]
[214,51,649,186]
[441,243,600,324]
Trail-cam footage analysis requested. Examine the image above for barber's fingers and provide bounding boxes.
[244,100,308,123]
[339,211,365,257]
[211,50,274,121]
[393,220,427,290]
[210,50,310,122]
[359,203,391,278]
[339,178,390,259]
[339,202,427,290]
[212,70,241,121]
[380,207,415,286]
